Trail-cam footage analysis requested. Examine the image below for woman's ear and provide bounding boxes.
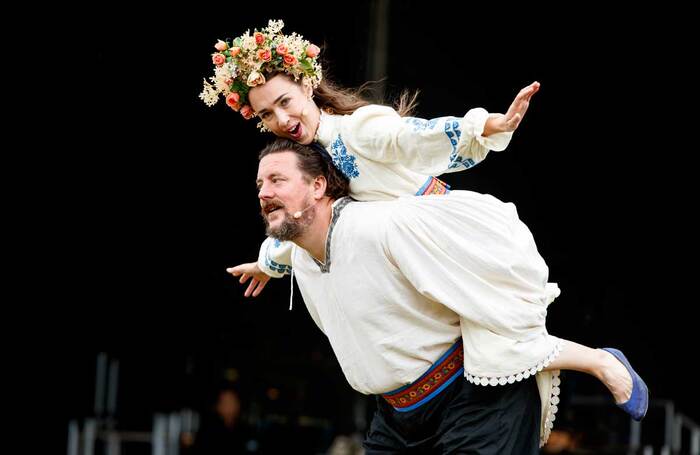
[302,77,313,99]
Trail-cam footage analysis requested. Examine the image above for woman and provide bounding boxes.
[200,19,535,285]
[201,19,648,445]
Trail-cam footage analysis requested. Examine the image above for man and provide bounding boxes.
[230,139,550,453]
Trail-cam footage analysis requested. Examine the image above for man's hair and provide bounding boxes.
[258,139,350,199]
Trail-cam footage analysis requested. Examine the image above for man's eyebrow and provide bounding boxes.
[256,172,284,188]
[256,93,288,115]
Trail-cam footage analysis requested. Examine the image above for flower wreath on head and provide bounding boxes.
[199,19,323,130]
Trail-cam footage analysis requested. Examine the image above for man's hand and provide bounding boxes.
[483,81,540,136]
[226,262,271,297]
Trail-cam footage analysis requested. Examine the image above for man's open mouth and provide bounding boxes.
[263,203,284,215]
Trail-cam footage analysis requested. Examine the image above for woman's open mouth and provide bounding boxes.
[289,123,302,140]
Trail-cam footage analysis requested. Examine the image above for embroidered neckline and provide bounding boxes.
[315,109,333,146]
[313,197,352,273]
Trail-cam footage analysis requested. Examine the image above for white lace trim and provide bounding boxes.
[540,370,561,447]
[464,341,563,386]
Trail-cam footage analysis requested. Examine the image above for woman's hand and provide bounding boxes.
[226,262,271,297]
[483,81,540,136]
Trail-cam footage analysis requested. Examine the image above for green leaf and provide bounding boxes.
[299,59,313,71]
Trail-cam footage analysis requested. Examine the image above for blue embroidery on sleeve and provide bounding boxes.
[265,240,291,275]
[330,135,360,179]
[404,116,476,170]
[404,117,439,131]
[445,119,477,170]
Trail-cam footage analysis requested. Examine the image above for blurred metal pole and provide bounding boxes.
[167,413,181,455]
[107,359,119,416]
[674,414,683,453]
[67,420,79,455]
[94,353,108,416]
[82,418,97,455]
[106,431,121,455]
[181,409,192,433]
[629,419,641,452]
[679,413,700,455]
[152,414,167,455]
[663,400,675,455]
[367,0,390,101]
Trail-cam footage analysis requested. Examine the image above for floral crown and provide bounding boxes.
[199,19,323,122]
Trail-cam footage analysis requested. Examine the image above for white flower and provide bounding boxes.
[199,79,219,106]
[257,120,270,132]
[266,19,284,34]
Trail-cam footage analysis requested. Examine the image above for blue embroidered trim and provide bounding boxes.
[404,117,439,131]
[330,135,359,179]
[265,241,291,275]
[265,257,291,275]
[445,119,477,170]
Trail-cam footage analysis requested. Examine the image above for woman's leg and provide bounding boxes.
[544,339,633,403]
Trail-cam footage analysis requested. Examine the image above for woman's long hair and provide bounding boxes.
[264,70,419,117]
[313,77,419,117]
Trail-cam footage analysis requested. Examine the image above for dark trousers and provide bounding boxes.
[363,376,541,454]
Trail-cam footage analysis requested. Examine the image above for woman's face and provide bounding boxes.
[248,74,320,145]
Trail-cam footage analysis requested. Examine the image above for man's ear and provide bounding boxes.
[313,175,327,199]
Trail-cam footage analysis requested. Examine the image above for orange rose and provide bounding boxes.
[283,54,297,66]
[305,44,320,58]
[226,93,241,111]
[214,40,228,51]
[275,43,288,55]
[229,46,241,57]
[257,48,272,62]
[240,105,255,120]
[212,53,226,66]
[254,32,265,45]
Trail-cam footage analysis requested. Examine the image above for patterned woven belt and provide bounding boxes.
[416,176,451,196]
[382,339,464,412]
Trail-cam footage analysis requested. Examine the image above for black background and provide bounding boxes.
[34,1,696,451]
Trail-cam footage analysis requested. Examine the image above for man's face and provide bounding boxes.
[257,151,314,240]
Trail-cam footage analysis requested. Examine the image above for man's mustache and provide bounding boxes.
[261,200,286,216]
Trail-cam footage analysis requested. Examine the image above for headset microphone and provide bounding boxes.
[293,201,317,219]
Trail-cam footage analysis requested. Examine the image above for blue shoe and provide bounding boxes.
[602,348,649,421]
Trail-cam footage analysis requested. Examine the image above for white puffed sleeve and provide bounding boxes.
[257,237,293,278]
[338,105,513,175]
[380,193,562,379]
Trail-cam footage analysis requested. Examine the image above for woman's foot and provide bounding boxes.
[600,348,649,420]
[598,348,633,403]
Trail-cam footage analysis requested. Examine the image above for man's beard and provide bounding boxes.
[261,199,314,241]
